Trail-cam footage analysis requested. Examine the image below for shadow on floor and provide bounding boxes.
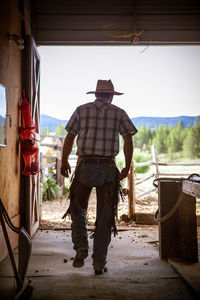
[0,227,199,300]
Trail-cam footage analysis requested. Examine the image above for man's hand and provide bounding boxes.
[119,166,129,180]
[120,133,133,181]
[61,161,71,177]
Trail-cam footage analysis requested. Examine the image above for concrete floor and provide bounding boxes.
[0,227,199,300]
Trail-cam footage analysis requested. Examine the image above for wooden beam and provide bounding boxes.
[24,0,32,35]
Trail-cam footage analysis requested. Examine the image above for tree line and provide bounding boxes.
[134,117,200,159]
[41,117,200,160]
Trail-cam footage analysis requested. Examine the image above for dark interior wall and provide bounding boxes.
[0,0,22,261]
[31,0,200,45]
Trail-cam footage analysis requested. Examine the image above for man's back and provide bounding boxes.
[66,98,136,157]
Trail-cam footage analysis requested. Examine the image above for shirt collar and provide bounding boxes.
[94,98,110,104]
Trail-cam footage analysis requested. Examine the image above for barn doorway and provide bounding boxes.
[36,45,200,230]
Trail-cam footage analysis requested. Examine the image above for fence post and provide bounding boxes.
[152,144,159,178]
[128,160,136,219]
[56,138,64,194]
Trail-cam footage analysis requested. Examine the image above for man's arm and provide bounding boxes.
[120,133,133,180]
[61,132,76,177]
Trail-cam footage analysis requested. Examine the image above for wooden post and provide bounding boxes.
[158,180,198,262]
[178,192,198,262]
[158,180,181,259]
[152,144,159,178]
[128,160,136,219]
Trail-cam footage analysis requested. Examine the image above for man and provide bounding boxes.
[61,79,137,275]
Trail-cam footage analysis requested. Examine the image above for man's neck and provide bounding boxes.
[96,97,110,103]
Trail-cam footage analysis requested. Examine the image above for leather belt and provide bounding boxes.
[80,155,114,164]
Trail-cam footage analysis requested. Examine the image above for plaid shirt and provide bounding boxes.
[65,98,138,157]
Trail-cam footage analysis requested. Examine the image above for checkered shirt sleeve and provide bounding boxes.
[65,109,80,136]
[119,110,138,137]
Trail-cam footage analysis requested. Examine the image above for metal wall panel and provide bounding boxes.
[31,0,200,45]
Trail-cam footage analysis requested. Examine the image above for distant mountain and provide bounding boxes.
[40,114,200,132]
[40,114,68,132]
[131,116,200,130]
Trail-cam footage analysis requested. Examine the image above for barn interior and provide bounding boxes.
[0,0,200,299]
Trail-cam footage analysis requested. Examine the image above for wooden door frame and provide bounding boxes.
[21,35,40,236]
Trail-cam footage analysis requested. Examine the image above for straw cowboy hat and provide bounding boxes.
[87,80,123,95]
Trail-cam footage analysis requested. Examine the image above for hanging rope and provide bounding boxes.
[102,23,152,53]
[102,23,144,39]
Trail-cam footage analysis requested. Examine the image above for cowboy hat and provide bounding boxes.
[87,80,123,95]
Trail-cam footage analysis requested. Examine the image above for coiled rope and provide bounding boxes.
[102,24,144,39]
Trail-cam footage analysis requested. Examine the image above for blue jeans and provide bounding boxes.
[70,160,117,269]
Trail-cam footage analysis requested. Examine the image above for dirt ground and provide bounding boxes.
[40,173,200,229]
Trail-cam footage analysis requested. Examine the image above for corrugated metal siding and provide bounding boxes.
[31,0,200,45]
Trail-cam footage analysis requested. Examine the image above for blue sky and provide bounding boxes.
[38,45,200,120]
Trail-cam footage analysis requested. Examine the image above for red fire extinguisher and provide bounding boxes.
[19,91,39,175]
